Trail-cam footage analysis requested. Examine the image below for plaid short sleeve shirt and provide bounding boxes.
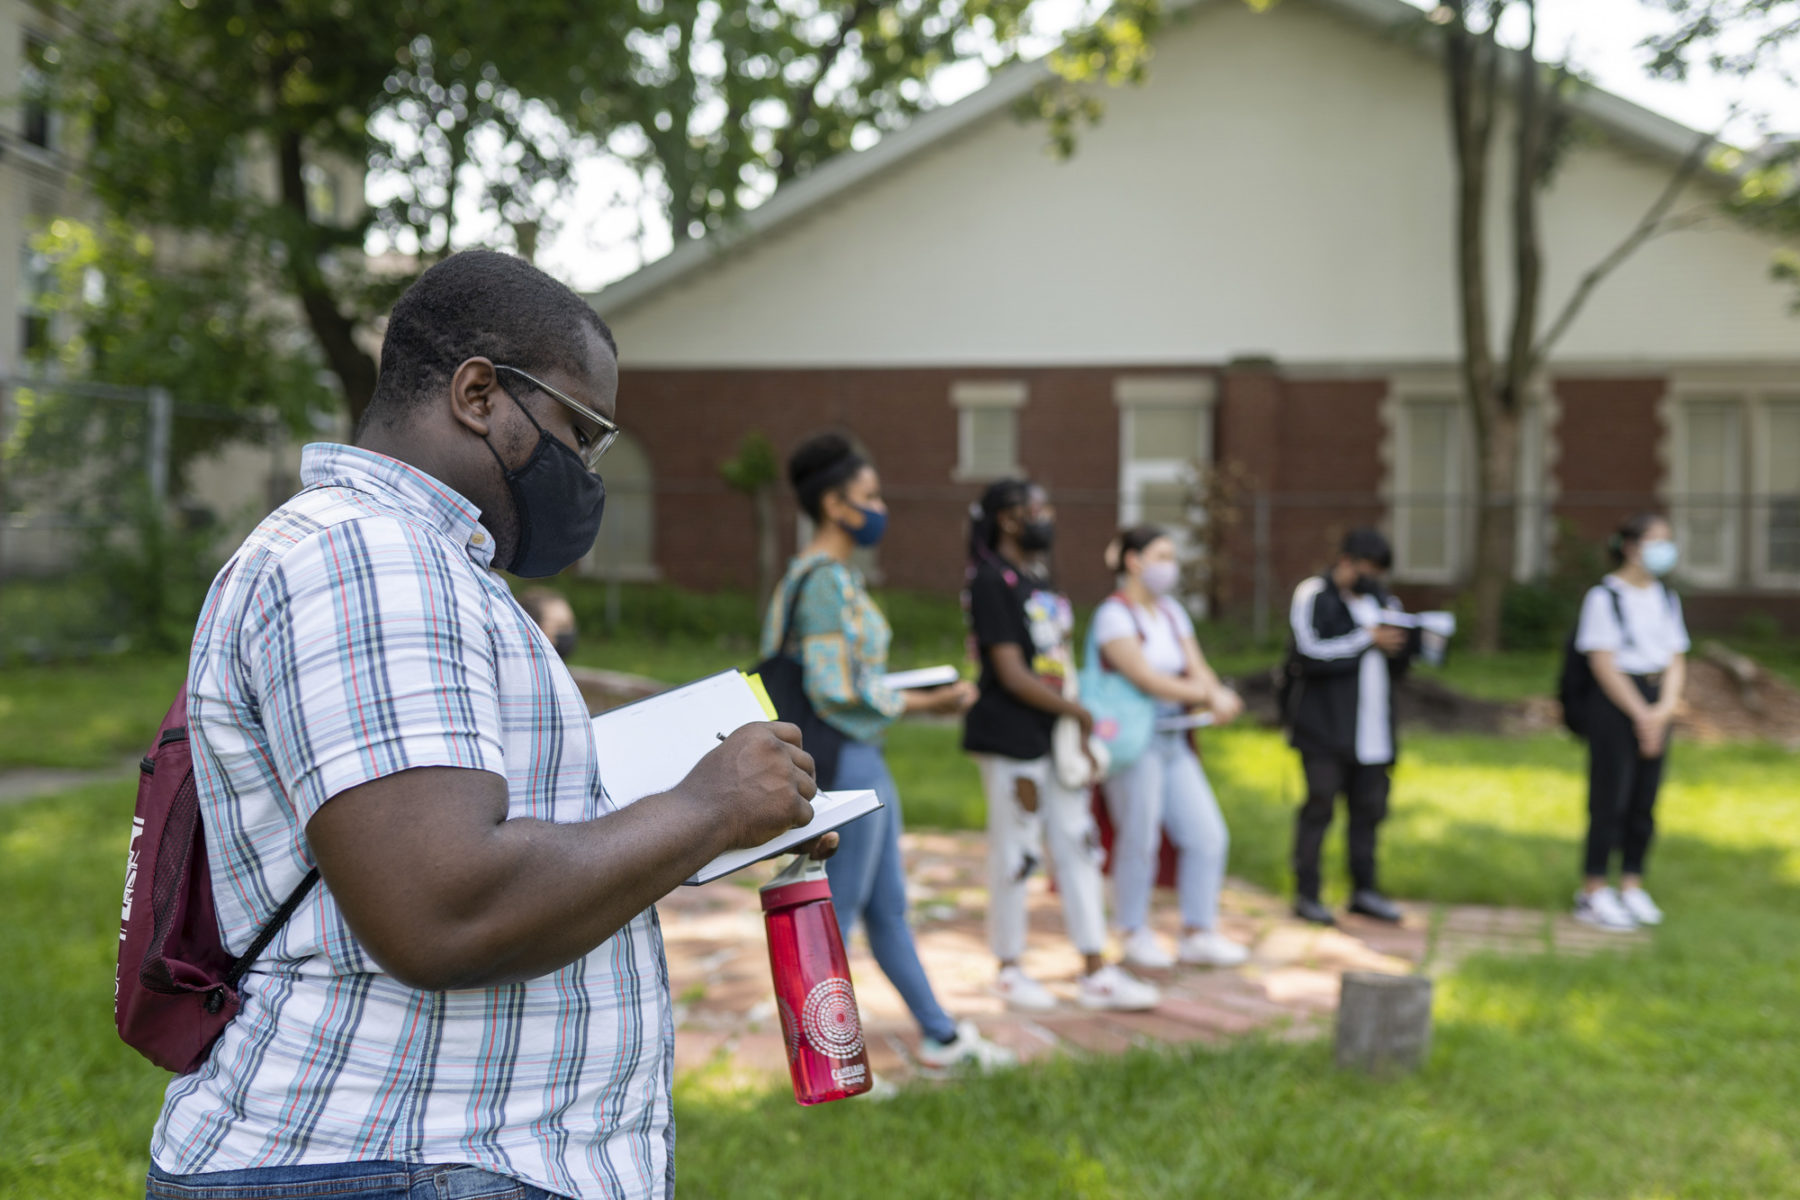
[150,444,674,1200]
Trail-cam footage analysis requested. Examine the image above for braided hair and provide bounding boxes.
[967,477,1034,575]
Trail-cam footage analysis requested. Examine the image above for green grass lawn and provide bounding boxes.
[0,656,189,770]
[8,723,1799,1197]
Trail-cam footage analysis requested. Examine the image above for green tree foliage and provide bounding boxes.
[49,0,1161,427]
[1645,0,1800,304]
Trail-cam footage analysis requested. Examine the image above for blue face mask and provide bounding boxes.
[842,503,887,548]
[1641,539,1679,577]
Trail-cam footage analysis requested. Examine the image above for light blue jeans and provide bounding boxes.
[1104,730,1230,933]
[827,739,959,1044]
[147,1160,568,1199]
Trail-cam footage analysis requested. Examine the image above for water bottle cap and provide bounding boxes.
[760,877,833,911]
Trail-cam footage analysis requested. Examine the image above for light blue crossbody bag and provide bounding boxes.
[1077,594,1164,775]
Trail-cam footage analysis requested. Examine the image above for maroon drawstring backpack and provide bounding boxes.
[114,683,318,1074]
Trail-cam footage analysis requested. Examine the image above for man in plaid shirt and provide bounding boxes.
[146,252,824,1200]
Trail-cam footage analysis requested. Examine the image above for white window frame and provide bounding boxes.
[1666,380,1749,590]
[950,380,1026,483]
[1750,392,1800,589]
[1113,375,1214,530]
[1383,375,1550,585]
[1385,376,1469,585]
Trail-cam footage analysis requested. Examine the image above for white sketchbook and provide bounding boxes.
[881,665,961,691]
[590,670,880,885]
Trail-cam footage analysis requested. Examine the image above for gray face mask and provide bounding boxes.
[483,389,607,578]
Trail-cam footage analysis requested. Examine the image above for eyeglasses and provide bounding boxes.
[494,364,620,470]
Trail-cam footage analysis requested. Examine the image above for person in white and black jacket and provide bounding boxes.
[1281,529,1416,926]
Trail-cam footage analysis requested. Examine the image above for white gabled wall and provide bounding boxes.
[605,0,1797,368]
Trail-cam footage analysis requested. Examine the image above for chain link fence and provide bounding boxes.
[0,376,303,659]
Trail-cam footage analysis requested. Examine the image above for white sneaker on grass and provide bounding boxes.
[916,1020,1017,1072]
[1618,886,1664,926]
[993,965,1058,1012]
[1179,930,1251,968]
[1121,927,1175,970]
[1573,886,1637,932]
[1078,964,1160,1011]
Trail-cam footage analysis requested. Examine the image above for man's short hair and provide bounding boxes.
[363,250,616,428]
[1340,527,1393,570]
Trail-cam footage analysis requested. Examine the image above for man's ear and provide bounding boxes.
[449,358,502,438]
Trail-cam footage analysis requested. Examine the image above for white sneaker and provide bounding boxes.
[916,1019,1018,1071]
[1179,930,1251,968]
[856,1073,900,1102]
[1121,927,1175,970]
[993,966,1058,1012]
[1618,886,1664,927]
[1573,887,1637,932]
[1078,964,1160,1011]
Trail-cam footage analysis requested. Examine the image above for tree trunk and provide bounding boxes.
[1470,401,1520,654]
[276,130,379,430]
[754,483,779,617]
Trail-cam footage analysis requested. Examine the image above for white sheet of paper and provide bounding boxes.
[1155,712,1217,732]
[881,665,961,690]
[1374,610,1457,636]
[589,670,882,885]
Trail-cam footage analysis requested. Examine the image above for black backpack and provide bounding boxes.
[1557,581,1671,739]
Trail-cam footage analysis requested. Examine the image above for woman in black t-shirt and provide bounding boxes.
[962,479,1159,1014]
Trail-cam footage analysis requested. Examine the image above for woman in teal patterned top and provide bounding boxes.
[761,433,1014,1072]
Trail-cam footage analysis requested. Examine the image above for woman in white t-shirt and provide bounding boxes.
[1093,526,1250,969]
[1572,513,1690,932]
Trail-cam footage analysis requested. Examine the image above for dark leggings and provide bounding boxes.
[1583,677,1667,879]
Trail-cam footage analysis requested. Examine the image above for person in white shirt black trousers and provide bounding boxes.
[1572,513,1690,932]
[1281,529,1417,926]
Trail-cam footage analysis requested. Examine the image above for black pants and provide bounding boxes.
[1584,677,1667,879]
[1293,752,1391,900]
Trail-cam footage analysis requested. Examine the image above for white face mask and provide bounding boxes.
[1140,559,1180,597]
[1640,539,1679,578]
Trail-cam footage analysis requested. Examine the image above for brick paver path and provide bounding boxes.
[656,830,1648,1090]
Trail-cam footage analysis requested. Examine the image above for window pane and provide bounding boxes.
[965,408,1017,475]
[1766,402,1800,574]
[1683,404,1738,572]
[1767,403,1800,493]
[1403,401,1456,572]
[1129,406,1202,464]
[1140,481,1190,527]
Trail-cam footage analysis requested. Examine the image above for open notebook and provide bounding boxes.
[589,670,881,885]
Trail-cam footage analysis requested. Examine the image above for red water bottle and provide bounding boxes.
[761,855,872,1104]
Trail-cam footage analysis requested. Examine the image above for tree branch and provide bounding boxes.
[1533,128,1718,362]
[276,128,378,427]
[1500,0,1544,413]
[775,0,880,183]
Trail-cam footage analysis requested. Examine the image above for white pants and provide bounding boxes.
[975,754,1109,961]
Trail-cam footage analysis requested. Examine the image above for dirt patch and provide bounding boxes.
[1234,643,1800,747]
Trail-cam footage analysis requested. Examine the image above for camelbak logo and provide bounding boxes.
[119,816,145,941]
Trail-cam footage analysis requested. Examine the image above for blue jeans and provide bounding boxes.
[1104,731,1230,932]
[827,739,958,1044]
[147,1161,567,1199]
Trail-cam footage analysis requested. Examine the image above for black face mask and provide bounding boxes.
[1352,572,1381,596]
[483,388,607,578]
[552,630,578,661]
[1017,518,1056,553]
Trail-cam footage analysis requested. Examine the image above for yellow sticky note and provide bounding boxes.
[743,672,778,720]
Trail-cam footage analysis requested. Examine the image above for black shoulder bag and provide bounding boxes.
[751,564,846,791]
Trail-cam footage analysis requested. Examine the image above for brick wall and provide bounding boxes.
[616,364,1797,632]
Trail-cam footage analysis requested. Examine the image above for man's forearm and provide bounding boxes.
[424,788,735,990]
